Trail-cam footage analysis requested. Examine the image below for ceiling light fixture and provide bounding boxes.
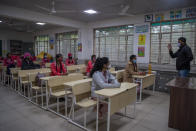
[36,22,46,25]
[83,9,97,14]
[0,20,2,23]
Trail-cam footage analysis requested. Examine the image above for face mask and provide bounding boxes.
[59,58,63,62]
[177,43,181,47]
[107,64,111,69]
[132,60,137,64]
[69,57,72,59]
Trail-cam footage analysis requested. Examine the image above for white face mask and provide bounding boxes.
[107,64,111,69]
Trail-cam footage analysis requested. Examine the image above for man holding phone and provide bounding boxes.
[168,37,193,77]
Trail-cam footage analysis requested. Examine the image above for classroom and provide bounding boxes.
[0,0,196,131]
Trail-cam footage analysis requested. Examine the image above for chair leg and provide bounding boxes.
[84,109,87,127]
[15,81,17,91]
[36,91,38,103]
[24,84,26,96]
[65,95,68,116]
[57,97,59,113]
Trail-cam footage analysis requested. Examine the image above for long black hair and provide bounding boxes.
[90,57,109,77]
[91,55,96,61]
[56,54,63,73]
[7,53,11,58]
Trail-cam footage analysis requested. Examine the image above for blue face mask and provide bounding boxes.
[177,42,181,47]
[132,60,137,64]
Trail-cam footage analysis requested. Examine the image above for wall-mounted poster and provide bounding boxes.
[138,47,145,57]
[170,10,182,19]
[138,34,146,45]
[145,14,153,22]
[186,8,196,18]
[78,42,82,52]
[155,13,164,21]
[135,25,149,33]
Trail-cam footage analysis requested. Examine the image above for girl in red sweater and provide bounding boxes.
[86,55,96,76]
[50,54,67,76]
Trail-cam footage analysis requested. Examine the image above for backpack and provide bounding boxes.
[35,72,46,87]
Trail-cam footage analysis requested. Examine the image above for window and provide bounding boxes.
[94,25,134,63]
[35,35,49,55]
[150,19,196,65]
[56,32,78,59]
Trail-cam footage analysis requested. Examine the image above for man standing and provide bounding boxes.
[168,37,193,77]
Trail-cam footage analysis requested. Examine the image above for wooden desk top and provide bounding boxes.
[111,70,125,74]
[166,77,196,90]
[95,83,138,98]
[40,76,61,81]
[63,78,92,87]
[132,74,155,79]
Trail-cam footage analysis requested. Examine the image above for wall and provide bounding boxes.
[0,29,34,56]
[86,7,196,72]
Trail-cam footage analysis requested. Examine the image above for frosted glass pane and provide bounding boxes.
[172,24,183,32]
[119,53,126,61]
[150,34,159,63]
[161,34,170,64]
[183,23,195,32]
[161,25,171,33]
[151,26,160,33]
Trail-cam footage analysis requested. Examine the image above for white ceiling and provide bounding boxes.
[1,0,196,22]
[0,16,63,33]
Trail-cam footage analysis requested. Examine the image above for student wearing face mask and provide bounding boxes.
[65,53,75,66]
[123,55,145,83]
[90,57,120,117]
[42,53,50,67]
[168,37,193,77]
[86,55,96,76]
[50,54,67,76]
[21,52,36,70]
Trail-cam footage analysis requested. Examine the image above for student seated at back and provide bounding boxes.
[50,54,67,76]
[4,53,16,75]
[21,52,37,70]
[42,53,50,67]
[90,57,120,117]
[86,55,96,76]
[65,53,75,66]
[123,55,145,83]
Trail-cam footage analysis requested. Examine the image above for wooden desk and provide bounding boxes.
[111,70,125,82]
[63,78,92,127]
[166,77,196,131]
[132,74,155,102]
[67,64,86,74]
[64,78,92,88]
[95,82,137,131]
[40,76,62,109]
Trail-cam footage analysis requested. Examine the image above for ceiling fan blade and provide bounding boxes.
[121,5,130,14]
[35,5,50,12]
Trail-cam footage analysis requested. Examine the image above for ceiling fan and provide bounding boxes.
[35,0,77,14]
[99,0,135,17]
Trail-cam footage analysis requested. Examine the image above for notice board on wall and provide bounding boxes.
[133,24,150,63]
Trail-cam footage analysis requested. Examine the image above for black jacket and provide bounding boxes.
[169,44,193,70]
[21,59,36,70]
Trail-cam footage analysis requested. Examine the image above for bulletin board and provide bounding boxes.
[133,24,150,63]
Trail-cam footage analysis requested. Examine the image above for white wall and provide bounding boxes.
[0,29,34,56]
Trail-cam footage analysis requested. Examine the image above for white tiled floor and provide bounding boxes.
[0,86,179,131]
